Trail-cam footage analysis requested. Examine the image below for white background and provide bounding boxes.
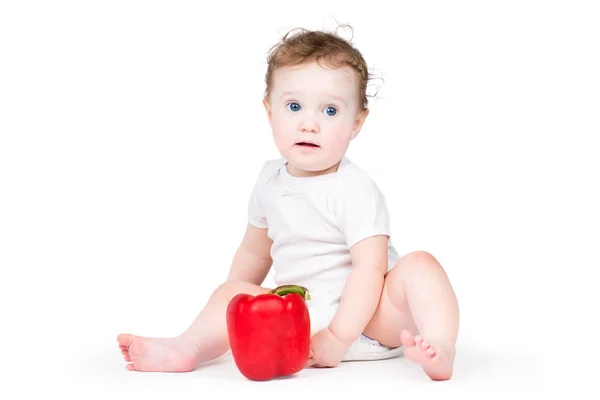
[1,1,598,398]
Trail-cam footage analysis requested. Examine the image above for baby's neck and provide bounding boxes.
[285,161,341,178]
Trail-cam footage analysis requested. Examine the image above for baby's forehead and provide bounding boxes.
[272,62,358,97]
[275,61,356,80]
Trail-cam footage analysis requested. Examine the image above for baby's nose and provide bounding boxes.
[300,118,319,133]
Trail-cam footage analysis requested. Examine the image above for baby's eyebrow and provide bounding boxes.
[280,91,347,106]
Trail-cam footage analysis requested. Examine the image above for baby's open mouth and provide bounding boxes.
[296,142,320,148]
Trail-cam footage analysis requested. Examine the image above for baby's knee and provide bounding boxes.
[404,250,438,266]
[401,251,443,272]
[391,251,446,282]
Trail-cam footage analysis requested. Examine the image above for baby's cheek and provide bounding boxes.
[272,121,293,145]
[326,130,352,156]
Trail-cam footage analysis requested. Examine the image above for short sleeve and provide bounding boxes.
[331,173,392,249]
[247,158,286,229]
[247,163,269,228]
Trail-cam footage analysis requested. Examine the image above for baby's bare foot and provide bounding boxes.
[117,334,199,372]
[400,329,455,381]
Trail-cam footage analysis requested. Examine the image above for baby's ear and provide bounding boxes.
[351,108,370,139]
[263,99,272,123]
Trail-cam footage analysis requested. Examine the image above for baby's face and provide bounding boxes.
[264,61,368,175]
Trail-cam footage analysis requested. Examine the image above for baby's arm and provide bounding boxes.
[328,235,388,345]
[226,223,273,285]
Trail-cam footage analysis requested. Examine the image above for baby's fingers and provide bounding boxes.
[305,357,317,368]
[305,349,316,368]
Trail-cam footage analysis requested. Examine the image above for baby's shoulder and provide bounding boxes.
[253,157,287,185]
[329,160,390,222]
[335,160,381,193]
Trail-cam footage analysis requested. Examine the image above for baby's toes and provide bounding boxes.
[420,339,431,350]
[414,335,424,345]
[426,347,437,357]
[127,338,143,359]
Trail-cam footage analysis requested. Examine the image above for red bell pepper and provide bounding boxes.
[226,285,311,381]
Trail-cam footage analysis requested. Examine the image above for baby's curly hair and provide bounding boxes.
[264,26,371,111]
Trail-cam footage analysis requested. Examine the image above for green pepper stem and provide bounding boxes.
[268,285,311,300]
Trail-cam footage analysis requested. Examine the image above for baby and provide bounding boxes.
[118,27,459,381]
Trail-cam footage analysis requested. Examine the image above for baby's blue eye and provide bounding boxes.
[324,106,337,116]
[288,102,301,112]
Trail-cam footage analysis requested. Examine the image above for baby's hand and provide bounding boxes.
[306,328,351,368]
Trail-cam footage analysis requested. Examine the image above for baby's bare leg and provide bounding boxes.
[363,251,459,380]
[118,281,270,372]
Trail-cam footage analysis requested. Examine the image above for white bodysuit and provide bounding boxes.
[248,156,404,360]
